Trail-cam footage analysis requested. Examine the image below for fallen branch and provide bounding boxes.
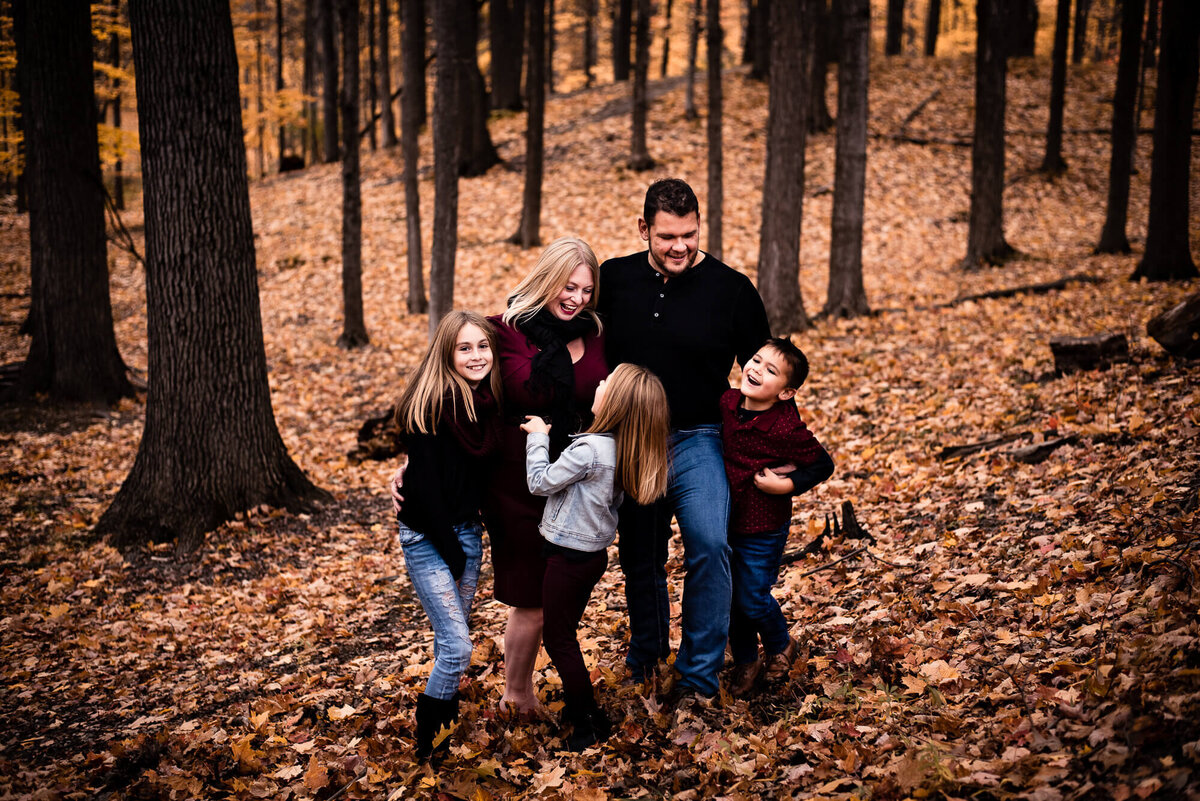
[900,88,941,129]
[1009,435,1078,464]
[942,273,1103,306]
[938,433,1029,461]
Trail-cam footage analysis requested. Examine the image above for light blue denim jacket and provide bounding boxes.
[525,431,623,552]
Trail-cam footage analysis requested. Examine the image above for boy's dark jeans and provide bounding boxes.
[542,548,609,699]
[728,522,791,665]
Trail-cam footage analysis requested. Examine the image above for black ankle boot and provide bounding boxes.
[415,693,459,759]
[564,690,609,752]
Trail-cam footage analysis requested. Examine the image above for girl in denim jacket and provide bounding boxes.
[393,311,501,760]
[521,363,670,750]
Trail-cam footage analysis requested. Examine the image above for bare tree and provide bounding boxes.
[401,0,426,313]
[277,0,286,162]
[614,0,633,80]
[885,0,903,55]
[108,0,125,208]
[1039,0,1070,174]
[304,0,318,162]
[367,0,377,150]
[757,0,811,333]
[706,0,723,258]
[924,0,940,57]
[628,0,655,170]
[583,0,597,86]
[457,1,499,177]
[511,0,546,248]
[321,0,339,161]
[1072,0,1091,64]
[826,0,870,318]
[490,0,525,111]
[101,0,326,550]
[808,0,833,133]
[339,0,367,346]
[379,0,397,146]
[1096,0,1145,254]
[684,0,700,119]
[430,0,463,337]
[661,0,673,77]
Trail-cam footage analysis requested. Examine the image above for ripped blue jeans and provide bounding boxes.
[398,521,484,699]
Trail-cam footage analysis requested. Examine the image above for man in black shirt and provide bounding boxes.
[597,179,771,698]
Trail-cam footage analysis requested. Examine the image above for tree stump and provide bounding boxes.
[1049,333,1130,374]
[1147,291,1200,359]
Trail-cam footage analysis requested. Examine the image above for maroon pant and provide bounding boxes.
[542,548,609,699]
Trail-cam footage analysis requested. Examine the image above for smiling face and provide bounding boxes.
[740,345,797,411]
[549,263,595,321]
[639,210,700,278]
[452,322,493,388]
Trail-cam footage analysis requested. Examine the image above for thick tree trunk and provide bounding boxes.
[961,0,1012,270]
[885,0,903,56]
[706,0,723,259]
[757,0,810,334]
[490,0,525,111]
[339,0,368,346]
[511,0,546,248]
[1132,0,1199,281]
[614,0,633,81]
[1008,0,1038,58]
[379,0,397,146]
[684,0,700,119]
[12,0,132,406]
[924,0,940,57]
[321,0,339,162]
[1072,0,1090,64]
[750,0,770,79]
[401,0,426,314]
[826,0,869,318]
[1039,0,1070,173]
[405,0,426,128]
[101,0,326,550]
[808,0,833,133]
[1147,291,1200,359]
[457,0,499,177]
[430,0,461,337]
[628,0,655,170]
[1096,0,1144,254]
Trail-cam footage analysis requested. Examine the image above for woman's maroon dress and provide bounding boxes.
[483,315,609,608]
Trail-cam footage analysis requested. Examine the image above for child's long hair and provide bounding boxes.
[502,236,603,333]
[588,364,670,505]
[394,310,502,435]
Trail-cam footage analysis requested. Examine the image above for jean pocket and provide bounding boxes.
[396,522,425,547]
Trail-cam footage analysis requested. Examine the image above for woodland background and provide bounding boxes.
[1,0,1199,799]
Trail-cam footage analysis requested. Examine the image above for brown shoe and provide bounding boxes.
[762,638,797,682]
[728,659,762,697]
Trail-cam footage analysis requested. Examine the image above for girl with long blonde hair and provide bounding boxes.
[521,363,669,750]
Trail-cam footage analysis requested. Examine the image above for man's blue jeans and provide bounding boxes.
[617,425,731,696]
[728,523,791,666]
[399,521,484,700]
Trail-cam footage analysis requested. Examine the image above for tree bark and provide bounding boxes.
[304,0,318,162]
[379,0,397,146]
[401,0,427,313]
[405,0,426,128]
[960,0,1012,270]
[614,0,633,81]
[490,0,525,111]
[583,0,597,86]
[339,0,368,346]
[1072,0,1090,64]
[706,0,723,258]
[750,0,770,79]
[661,0,673,77]
[109,4,125,209]
[11,0,132,406]
[457,0,499,177]
[628,0,655,170]
[684,0,700,119]
[1096,0,1144,254]
[1147,291,1200,359]
[277,0,286,163]
[367,0,378,150]
[757,0,810,334]
[1039,0,1070,173]
[924,0,940,57]
[256,0,266,176]
[511,0,545,247]
[826,0,870,318]
[1132,0,1199,281]
[1008,0,1038,58]
[321,0,339,162]
[101,0,326,550]
[430,0,461,338]
[547,0,556,93]
[885,0,903,56]
[809,0,833,133]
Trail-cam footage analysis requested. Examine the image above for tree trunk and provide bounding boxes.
[583,0,596,86]
[430,0,461,338]
[379,0,397,146]
[684,0,700,119]
[1008,0,1037,58]
[1147,291,1200,359]
[826,0,869,318]
[706,0,723,258]
[628,0,655,170]
[1096,0,1144,254]
[750,0,770,79]
[885,0,903,55]
[960,0,1012,270]
[757,0,810,334]
[256,0,266,176]
[1144,0,1159,70]
[661,0,673,77]
[924,0,940,57]
[457,0,499,177]
[405,0,427,128]
[614,0,632,80]
[321,0,339,162]
[490,0,525,111]
[401,0,427,313]
[808,0,833,133]
[511,0,545,247]
[277,0,286,163]
[1072,0,1090,64]
[339,0,368,346]
[12,0,131,406]
[101,0,326,550]
[304,0,318,162]
[367,0,378,150]
[109,5,125,210]
[547,0,555,93]
[1132,0,1199,281]
[1039,0,1070,173]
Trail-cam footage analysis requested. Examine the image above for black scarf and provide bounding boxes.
[518,307,596,456]
[444,384,499,458]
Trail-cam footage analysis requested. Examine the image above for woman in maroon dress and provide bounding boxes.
[485,236,608,713]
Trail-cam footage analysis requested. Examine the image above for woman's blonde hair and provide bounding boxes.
[394,310,502,435]
[502,236,603,333]
[588,363,670,505]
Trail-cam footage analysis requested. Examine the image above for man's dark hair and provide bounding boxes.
[643,178,700,224]
[763,337,809,389]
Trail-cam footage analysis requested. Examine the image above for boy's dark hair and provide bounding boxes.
[643,178,699,224]
[763,337,809,389]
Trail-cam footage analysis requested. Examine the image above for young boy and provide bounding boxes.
[719,337,834,696]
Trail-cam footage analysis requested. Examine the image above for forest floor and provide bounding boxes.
[2,54,1200,800]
